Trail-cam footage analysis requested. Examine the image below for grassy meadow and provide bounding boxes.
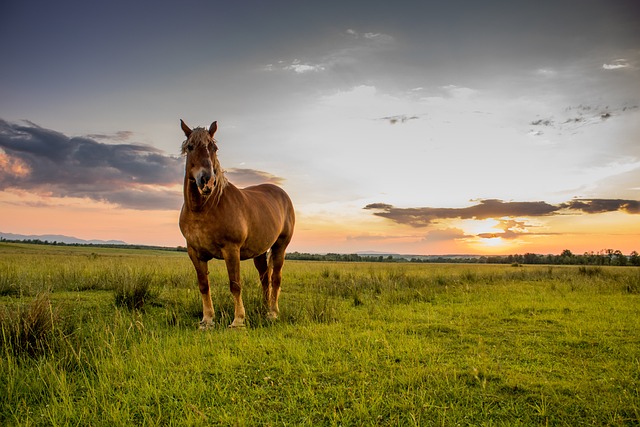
[1,242,639,426]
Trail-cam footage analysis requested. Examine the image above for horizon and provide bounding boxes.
[1,1,639,256]
[0,231,636,259]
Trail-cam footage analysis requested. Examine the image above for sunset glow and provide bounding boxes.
[1,1,639,255]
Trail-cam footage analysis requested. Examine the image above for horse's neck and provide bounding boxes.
[184,178,207,212]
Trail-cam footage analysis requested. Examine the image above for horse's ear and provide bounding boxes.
[180,119,192,137]
[209,121,218,138]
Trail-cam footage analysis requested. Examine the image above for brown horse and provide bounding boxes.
[179,120,295,329]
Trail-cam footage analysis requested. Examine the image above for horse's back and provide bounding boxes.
[243,184,294,212]
[240,183,295,232]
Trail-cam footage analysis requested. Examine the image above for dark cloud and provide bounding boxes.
[561,198,640,214]
[365,202,394,210]
[0,119,182,210]
[0,119,288,210]
[364,199,558,227]
[377,114,420,125]
[476,219,539,240]
[365,198,640,227]
[528,104,638,136]
[86,131,135,142]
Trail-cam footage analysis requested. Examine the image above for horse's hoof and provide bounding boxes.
[229,320,246,330]
[266,312,278,321]
[199,320,214,330]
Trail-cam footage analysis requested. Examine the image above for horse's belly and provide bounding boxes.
[184,227,271,261]
[238,245,271,260]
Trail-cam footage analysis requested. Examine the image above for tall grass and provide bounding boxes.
[0,244,639,425]
[113,270,159,311]
[1,294,58,358]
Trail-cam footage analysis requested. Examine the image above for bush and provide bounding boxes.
[113,272,159,311]
[0,265,21,297]
[624,272,640,294]
[0,294,58,358]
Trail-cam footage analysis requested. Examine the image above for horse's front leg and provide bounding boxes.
[188,248,215,329]
[223,249,246,328]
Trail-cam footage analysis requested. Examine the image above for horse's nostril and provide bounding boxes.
[200,174,210,188]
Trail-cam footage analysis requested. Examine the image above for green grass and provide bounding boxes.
[1,243,639,425]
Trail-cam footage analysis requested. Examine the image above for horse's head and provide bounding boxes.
[180,120,226,198]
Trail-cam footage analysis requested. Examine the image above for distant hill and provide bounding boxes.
[0,232,127,245]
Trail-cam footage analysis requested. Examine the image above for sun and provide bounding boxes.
[460,218,501,235]
[468,234,522,253]
[480,236,506,248]
[458,218,523,253]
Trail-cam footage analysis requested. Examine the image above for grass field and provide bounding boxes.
[1,242,639,426]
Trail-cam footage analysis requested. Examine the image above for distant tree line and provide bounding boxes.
[449,249,639,266]
[286,249,640,266]
[0,237,183,252]
[285,252,397,263]
[2,238,637,266]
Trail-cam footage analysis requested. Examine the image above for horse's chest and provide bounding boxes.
[186,233,224,261]
[180,217,239,260]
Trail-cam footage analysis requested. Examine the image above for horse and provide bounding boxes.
[178,120,295,329]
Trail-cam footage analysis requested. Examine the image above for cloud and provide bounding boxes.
[101,188,183,211]
[226,168,284,187]
[536,68,557,77]
[441,85,477,99]
[345,29,395,44]
[423,228,469,242]
[364,198,640,227]
[364,199,558,227]
[283,59,326,74]
[560,198,640,214]
[476,230,521,239]
[0,119,288,210]
[527,104,638,136]
[263,59,326,74]
[0,119,183,210]
[476,219,535,240]
[602,59,630,70]
[264,28,395,76]
[0,152,30,177]
[86,131,134,142]
[377,114,420,125]
[365,203,394,210]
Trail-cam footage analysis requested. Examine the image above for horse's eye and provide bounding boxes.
[187,143,194,151]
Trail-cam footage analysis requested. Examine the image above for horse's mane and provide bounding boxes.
[182,127,228,205]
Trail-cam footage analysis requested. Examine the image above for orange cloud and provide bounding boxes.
[0,152,30,177]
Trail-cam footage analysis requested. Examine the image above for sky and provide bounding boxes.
[1,0,639,255]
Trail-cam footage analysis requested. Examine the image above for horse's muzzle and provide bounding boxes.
[196,169,213,195]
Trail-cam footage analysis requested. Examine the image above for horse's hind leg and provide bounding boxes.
[253,252,272,312]
[268,246,286,320]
